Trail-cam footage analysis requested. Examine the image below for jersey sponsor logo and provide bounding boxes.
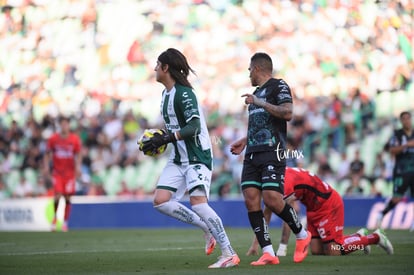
[335,225,343,232]
[182,91,189,98]
[319,219,328,227]
[278,92,292,101]
[182,98,193,105]
[182,98,194,110]
[184,109,197,118]
[165,124,180,130]
[278,80,289,93]
[185,103,193,109]
[54,147,75,158]
[248,108,265,115]
[165,103,177,118]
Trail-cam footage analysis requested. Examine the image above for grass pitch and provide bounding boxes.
[0,227,413,274]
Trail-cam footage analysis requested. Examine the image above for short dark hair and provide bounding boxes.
[251,52,273,73]
[400,111,411,119]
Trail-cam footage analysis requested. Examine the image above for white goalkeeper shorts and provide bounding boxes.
[157,160,212,201]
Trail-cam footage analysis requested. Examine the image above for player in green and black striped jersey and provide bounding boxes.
[159,82,212,169]
[139,48,239,268]
[377,111,414,230]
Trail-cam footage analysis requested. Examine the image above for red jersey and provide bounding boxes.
[284,167,336,212]
[47,133,81,177]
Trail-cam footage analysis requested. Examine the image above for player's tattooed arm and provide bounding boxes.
[242,94,292,120]
[260,102,292,121]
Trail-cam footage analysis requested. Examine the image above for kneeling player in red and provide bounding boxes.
[247,167,394,256]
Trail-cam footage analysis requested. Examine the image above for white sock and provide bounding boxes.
[192,203,236,256]
[296,226,308,239]
[154,201,210,234]
[276,243,287,256]
[262,245,275,256]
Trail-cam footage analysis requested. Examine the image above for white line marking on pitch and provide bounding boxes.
[1,246,201,256]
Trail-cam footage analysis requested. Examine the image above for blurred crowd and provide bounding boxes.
[0,0,412,200]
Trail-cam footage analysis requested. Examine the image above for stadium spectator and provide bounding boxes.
[344,150,365,193]
[336,152,351,182]
[139,48,240,268]
[0,0,412,198]
[0,175,10,199]
[21,144,43,171]
[247,167,394,256]
[217,181,232,200]
[230,52,310,266]
[349,150,365,177]
[12,172,34,198]
[34,175,50,197]
[316,156,335,185]
[370,152,387,183]
[303,98,324,157]
[117,180,135,198]
[344,149,378,197]
[344,177,365,197]
[327,94,343,151]
[43,116,82,232]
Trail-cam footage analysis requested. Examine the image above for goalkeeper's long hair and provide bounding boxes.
[158,48,195,89]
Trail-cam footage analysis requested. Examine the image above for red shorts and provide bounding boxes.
[307,191,344,244]
[53,174,76,195]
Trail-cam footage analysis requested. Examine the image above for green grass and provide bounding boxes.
[0,228,413,274]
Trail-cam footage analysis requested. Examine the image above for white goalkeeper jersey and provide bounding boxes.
[160,84,213,170]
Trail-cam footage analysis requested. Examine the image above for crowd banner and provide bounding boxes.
[0,198,52,231]
[0,197,412,231]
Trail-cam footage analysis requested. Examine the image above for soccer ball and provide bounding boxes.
[138,129,168,157]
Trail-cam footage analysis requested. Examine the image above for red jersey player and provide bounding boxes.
[44,116,82,232]
[247,167,394,256]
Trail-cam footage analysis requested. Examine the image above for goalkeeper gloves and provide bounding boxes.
[141,130,176,152]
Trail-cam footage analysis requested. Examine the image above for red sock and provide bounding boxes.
[64,201,71,222]
[342,234,379,254]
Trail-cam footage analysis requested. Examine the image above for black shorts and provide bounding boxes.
[241,150,285,194]
[393,173,414,197]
